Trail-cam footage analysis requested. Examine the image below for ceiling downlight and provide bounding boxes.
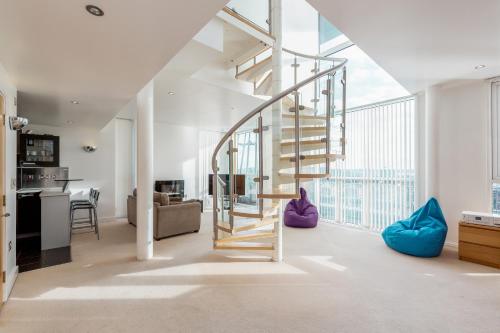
[86,5,104,17]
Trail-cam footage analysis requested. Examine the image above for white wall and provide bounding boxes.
[0,63,18,301]
[114,118,133,217]
[153,123,199,199]
[26,124,116,219]
[432,80,490,244]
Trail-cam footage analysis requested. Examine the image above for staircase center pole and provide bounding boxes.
[271,0,283,262]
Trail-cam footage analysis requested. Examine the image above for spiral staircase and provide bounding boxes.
[211,47,347,258]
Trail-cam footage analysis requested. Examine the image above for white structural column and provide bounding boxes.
[424,85,439,200]
[271,0,283,262]
[136,80,154,260]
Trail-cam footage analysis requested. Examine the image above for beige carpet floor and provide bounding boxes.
[0,213,499,333]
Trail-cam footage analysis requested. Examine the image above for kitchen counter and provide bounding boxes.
[16,188,72,272]
[40,190,70,250]
[17,187,67,194]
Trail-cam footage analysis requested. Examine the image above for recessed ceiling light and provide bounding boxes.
[70,100,79,104]
[168,91,175,95]
[475,64,486,70]
[86,5,104,17]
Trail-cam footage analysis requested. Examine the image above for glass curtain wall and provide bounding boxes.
[318,97,416,231]
[235,130,258,205]
[316,15,416,231]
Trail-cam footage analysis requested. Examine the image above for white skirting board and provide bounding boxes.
[3,265,18,302]
[444,241,458,248]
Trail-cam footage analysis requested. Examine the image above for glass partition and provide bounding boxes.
[226,0,270,32]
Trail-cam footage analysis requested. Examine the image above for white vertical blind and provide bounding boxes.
[199,130,224,209]
[319,96,416,231]
[490,81,500,213]
[491,81,500,181]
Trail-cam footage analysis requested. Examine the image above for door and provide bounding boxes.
[0,93,5,307]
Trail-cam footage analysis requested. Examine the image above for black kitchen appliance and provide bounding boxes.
[16,190,42,272]
[18,133,60,167]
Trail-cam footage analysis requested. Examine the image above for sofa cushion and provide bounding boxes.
[153,191,162,203]
[159,193,170,206]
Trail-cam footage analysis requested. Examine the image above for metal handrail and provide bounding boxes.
[236,47,343,78]
[212,58,347,185]
[282,47,343,63]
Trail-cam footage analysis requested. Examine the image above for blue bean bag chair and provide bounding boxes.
[382,197,447,257]
[284,188,318,228]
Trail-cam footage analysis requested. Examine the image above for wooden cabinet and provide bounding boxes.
[459,222,500,268]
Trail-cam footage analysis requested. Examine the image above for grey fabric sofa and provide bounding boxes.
[127,190,201,240]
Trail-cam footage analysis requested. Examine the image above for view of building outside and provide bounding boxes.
[492,183,500,214]
[314,96,416,231]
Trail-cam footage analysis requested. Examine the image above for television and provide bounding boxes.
[155,180,184,198]
[208,174,245,196]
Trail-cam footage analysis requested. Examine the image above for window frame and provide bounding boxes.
[491,80,500,182]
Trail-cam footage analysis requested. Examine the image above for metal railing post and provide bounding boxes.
[341,67,347,155]
[212,165,218,242]
[228,139,235,229]
[325,76,332,174]
[293,56,298,85]
[313,60,318,115]
[258,114,264,215]
[294,90,300,193]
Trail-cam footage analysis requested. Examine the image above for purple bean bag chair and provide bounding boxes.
[284,188,318,228]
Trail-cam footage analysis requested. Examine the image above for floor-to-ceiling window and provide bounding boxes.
[316,16,415,231]
[490,79,500,213]
[318,97,416,231]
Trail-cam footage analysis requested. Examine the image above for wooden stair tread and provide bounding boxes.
[258,193,300,199]
[214,242,274,251]
[282,126,326,132]
[217,217,277,234]
[282,114,330,120]
[229,211,263,219]
[229,207,278,219]
[278,173,329,179]
[281,126,326,134]
[280,138,326,146]
[215,231,275,244]
[216,223,233,234]
[255,71,272,92]
[234,217,277,233]
[235,56,272,81]
[280,153,342,161]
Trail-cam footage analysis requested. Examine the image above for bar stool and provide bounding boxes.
[70,188,95,210]
[70,189,100,239]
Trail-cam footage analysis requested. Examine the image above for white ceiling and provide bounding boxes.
[150,20,265,130]
[119,19,265,131]
[0,0,229,128]
[308,0,500,92]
